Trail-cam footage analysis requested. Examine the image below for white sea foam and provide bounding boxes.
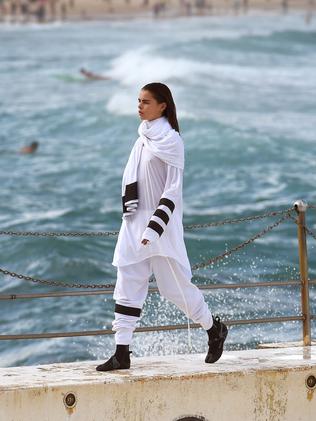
[108,46,205,86]
[177,14,316,43]
[0,21,63,31]
[0,341,54,367]
[106,46,316,118]
[0,278,21,293]
[1,208,72,228]
[209,110,316,142]
[184,198,292,217]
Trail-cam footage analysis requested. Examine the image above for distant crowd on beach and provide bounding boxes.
[0,0,75,23]
[0,0,314,23]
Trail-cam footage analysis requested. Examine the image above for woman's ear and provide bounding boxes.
[161,102,167,113]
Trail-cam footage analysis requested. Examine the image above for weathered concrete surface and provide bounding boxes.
[0,346,315,421]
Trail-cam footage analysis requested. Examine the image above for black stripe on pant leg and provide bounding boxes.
[148,220,164,237]
[153,208,170,225]
[158,197,175,213]
[115,303,141,317]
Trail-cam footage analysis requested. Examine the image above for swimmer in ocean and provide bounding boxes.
[19,141,39,154]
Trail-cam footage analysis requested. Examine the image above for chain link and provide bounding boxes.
[305,226,316,242]
[0,267,115,289]
[0,230,119,237]
[287,212,316,242]
[0,208,294,238]
[0,209,293,289]
[185,208,294,230]
[191,212,292,271]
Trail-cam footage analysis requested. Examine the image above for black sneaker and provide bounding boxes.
[96,345,131,372]
[205,316,228,364]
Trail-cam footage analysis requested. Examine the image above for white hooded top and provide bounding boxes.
[112,116,192,279]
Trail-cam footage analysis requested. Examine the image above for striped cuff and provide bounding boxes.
[122,182,138,215]
[141,197,175,243]
[115,303,141,317]
[142,226,160,243]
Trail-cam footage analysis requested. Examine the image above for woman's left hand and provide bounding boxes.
[141,239,149,245]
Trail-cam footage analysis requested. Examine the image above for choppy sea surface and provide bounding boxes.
[0,12,316,367]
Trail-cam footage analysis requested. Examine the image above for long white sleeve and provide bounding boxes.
[141,164,182,243]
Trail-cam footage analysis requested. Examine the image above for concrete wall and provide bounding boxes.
[1,346,316,421]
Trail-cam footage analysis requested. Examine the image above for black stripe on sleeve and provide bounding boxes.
[122,196,127,213]
[124,181,138,203]
[122,182,138,214]
[115,304,141,317]
[148,220,164,237]
[153,208,170,225]
[158,197,175,213]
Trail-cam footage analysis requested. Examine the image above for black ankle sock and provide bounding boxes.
[115,345,129,361]
[207,322,218,339]
[207,325,215,334]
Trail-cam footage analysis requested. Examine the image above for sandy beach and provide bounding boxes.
[81,0,314,20]
[0,0,314,23]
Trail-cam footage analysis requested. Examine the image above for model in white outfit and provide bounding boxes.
[112,116,213,345]
[96,83,227,372]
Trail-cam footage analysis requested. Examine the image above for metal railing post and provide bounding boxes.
[294,200,311,346]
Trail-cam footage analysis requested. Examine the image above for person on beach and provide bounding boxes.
[79,68,111,81]
[305,0,314,24]
[19,141,39,154]
[281,0,288,14]
[96,82,228,372]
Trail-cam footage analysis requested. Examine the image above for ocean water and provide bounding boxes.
[0,12,316,367]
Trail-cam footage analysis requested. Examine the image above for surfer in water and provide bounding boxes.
[79,68,111,81]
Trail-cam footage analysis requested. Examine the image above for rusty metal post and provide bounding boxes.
[294,200,311,346]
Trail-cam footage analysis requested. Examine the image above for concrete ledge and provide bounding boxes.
[1,347,316,421]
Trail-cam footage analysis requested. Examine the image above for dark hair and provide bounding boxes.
[30,141,39,149]
[141,82,180,133]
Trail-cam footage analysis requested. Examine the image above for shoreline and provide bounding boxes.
[0,9,314,26]
[0,0,314,24]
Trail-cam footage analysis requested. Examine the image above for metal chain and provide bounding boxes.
[0,207,294,238]
[0,268,114,289]
[0,265,156,289]
[191,212,292,271]
[0,230,119,237]
[305,226,316,242]
[288,212,316,245]
[185,208,294,230]
[0,211,292,289]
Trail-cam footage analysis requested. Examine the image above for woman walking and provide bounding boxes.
[96,82,227,372]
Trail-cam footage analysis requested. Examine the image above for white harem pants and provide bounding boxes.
[112,256,213,345]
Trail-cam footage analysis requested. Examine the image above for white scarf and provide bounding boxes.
[121,116,184,217]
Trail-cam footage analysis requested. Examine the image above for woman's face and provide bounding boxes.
[138,89,166,121]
